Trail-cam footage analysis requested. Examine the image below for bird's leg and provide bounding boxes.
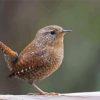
[32,83,46,95]
[30,83,60,95]
[28,80,46,95]
[28,81,60,95]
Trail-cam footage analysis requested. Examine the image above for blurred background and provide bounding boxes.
[0,0,100,94]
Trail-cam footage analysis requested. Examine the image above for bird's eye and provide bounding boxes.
[50,31,56,35]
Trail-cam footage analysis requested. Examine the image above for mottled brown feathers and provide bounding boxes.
[1,25,72,82]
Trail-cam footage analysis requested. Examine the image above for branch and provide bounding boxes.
[0,92,100,100]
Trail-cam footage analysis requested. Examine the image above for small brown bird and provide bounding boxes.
[0,25,72,94]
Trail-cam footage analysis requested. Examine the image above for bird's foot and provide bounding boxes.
[27,92,60,95]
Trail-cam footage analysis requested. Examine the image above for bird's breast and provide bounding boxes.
[12,47,64,81]
[36,47,64,80]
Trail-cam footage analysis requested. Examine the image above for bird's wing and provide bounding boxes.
[19,48,47,64]
[8,48,47,78]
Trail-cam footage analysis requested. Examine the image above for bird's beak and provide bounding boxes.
[63,29,72,32]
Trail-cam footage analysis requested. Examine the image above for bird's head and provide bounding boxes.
[35,25,72,47]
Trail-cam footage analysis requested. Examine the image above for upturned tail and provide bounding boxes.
[0,41,18,71]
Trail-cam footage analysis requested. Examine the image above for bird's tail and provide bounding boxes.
[0,41,18,71]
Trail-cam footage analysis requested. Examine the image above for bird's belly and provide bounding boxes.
[16,49,64,81]
[31,52,64,81]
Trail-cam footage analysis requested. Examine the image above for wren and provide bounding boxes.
[0,25,72,94]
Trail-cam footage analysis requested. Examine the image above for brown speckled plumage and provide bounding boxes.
[9,25,64,81]
[0,25,72,94]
